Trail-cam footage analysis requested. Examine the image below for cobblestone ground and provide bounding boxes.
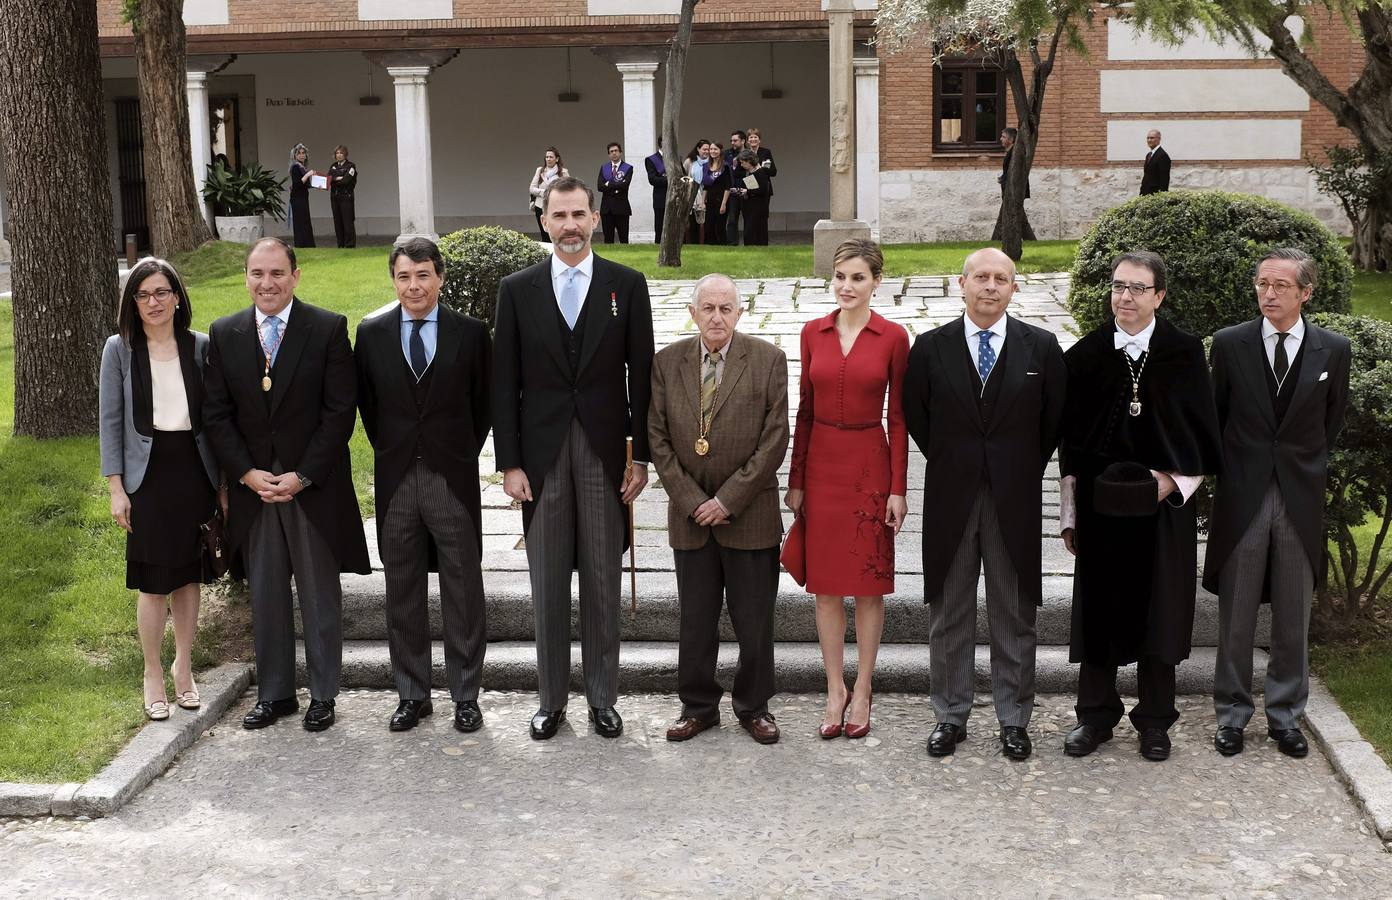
[4,691,1391,898]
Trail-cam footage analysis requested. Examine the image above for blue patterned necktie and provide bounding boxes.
[263,315,282,366]
[976,329,996,382]
[409,318,428,380]
[559,267,582,330]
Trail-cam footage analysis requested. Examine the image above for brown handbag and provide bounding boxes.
[780,515,807,586]
[200,510,230,580]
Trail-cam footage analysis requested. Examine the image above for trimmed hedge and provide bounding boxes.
[1067,191,1352,338]
[437,226,548,327]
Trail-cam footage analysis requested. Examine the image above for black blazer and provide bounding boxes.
[598,162,633,216]
[1203,316,1351,594]
[645,154,667,207]
[356,304,492,556]
[491,255,654,536]
[1141,146,1171,195]
[202,298,371,575]
[903,315,1066,605]
[754,147,777,196]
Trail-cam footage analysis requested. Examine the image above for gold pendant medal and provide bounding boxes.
[262,375,273,392]
[694,437,710,456]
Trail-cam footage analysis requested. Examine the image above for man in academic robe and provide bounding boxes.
[903,247,1067,762]
[1140,129,1171,195]
[203,237,372,732]
[1206,247,1350,758]
[1059,250,1221,761]
[598,142,634,245]
[355,237,492,734]
[645,141,667,246]
[492,176,655,741]
[650,273,789,746]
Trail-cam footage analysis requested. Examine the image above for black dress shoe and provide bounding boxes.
[530,708,566,740]
[1268,727,1309,758]
[389,698,433,732]
[454,700,483,734]
[1064,723,1113,757]
[927,722,966,757]
[242,696,298,730]
[1000,725,1032,761]
[589,705,623,738]
[1139,727,1171,761]
[303,698,336,732]
[1215,725,1245,756]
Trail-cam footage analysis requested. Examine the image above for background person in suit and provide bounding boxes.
[203,237,371,733]
[598,142,634,244]
[356,238,493,734]
[1207,248,1351,759]
[650,273,790,746]
[725,131,746,245]
[492,176,655,741]
[327,145,357,249]
[998,128,1030,199]
[101,257,223,721]
[733,151,772,246]
[645,139,667,246]
[903,247,1067,762]
[1140,130,1171,195]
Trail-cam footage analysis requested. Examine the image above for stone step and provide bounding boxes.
[321,571,1267,647]
[302,641,1267,696]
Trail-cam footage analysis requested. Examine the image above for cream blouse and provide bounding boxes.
[150,355,192,432]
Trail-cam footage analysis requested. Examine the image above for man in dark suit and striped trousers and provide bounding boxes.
[356,238,493,734]
[493,176,655,740]
[1207,247,1350,758]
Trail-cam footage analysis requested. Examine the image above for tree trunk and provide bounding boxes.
[657,0,700,268]
[995,32,1065,261]
[132,0,212,257]
[1352,201,1392,272]
[0,0,116,437]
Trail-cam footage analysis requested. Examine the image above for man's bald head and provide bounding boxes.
[962,247,1017,281]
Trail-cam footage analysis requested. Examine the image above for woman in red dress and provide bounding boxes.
[786,239,909,739]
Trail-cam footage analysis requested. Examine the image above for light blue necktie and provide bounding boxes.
[559,268,582,330]
[976,329,996,382]
[263,315,283,366]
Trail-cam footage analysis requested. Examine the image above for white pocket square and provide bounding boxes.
[1026,371,1039,376]
[1319,371,1329,381]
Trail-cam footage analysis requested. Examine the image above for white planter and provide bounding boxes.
[215,215,264,244]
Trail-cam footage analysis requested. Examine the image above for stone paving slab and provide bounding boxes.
[3,691,1389,897]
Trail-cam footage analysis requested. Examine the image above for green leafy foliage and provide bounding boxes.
[1308,145,1392,230]
[200,161,287,221]
[1067,191,1352,337]
[436,226,548,327]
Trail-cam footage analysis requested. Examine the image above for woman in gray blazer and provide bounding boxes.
[100,258,223,721]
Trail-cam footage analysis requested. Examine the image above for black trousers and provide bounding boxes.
[601,213,630,244]
[742,203,769,245]
[1075,657,1179,732]
[674,537,779,721]
[725,196,742,244]
[653,203,665,245]
[330,192,356,248]
[533,208,547,241]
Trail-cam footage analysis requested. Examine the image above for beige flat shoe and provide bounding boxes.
[144,699,171,721]
[175,690,201,710]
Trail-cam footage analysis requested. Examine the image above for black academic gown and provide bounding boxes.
[1060,317,1221,666]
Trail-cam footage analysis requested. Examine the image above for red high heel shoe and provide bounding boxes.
[819,690,852,739]
[845,693,873,739]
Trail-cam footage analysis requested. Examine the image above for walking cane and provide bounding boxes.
[626,437,637,613]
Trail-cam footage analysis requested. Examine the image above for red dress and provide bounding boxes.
[789,309,909,596]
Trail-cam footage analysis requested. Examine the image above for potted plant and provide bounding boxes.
[202,160,287,243]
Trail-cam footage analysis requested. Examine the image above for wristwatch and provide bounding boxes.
[296,472,312,489]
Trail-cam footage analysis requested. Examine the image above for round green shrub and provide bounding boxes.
[1067,191,1353,338]
[437,226,548,326]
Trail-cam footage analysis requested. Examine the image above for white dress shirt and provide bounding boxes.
[550,251,594,315]
[1113,315,1156,360]
[963,311,1008,386]
[1262,315,1305,385]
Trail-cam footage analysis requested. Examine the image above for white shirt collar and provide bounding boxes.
[1114,316,1157,357]
[1261,315,1305,342]
[551,251,594,282]
[964,311,1008,340]
[255,299,293,327]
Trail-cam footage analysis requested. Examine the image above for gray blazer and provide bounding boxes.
[99,331,220,494]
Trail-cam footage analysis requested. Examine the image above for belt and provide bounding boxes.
[813,419,879,430]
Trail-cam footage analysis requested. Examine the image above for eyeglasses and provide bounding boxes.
[1110,281,1155,296]
[1254,279,1299,294]
[135,288,175,303]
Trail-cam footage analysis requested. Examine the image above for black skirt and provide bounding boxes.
[126,430,216,594]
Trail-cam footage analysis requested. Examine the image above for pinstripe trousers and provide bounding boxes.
[928,488,1037,728]
[526,417,626,711]
[1215,480,1315,731]
[380,461,487,703]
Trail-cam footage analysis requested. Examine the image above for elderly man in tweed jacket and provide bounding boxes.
[649,273,790,744]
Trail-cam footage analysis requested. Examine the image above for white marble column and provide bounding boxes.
[186,70,214,229]
[853,56,880,240]
[813,0,870,277]
[617,60,661,243]
[388,65,438,242]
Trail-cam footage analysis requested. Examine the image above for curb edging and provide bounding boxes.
[0,662,252,819]
[1304,675,1392,843]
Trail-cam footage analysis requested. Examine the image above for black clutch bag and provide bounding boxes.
[200,510,230,580]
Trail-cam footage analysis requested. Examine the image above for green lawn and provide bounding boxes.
[1312,641,1392,764]
[1351,271,1392,320]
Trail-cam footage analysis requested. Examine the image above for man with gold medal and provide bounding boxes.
[649,273,790,744]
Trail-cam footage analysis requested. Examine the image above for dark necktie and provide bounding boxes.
[1274,331,1290,383]
[1146,151,1153,163]
[409,318,428,380]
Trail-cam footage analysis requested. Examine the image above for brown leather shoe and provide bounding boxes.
[740,713,780,745]
[666,714,719,742]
